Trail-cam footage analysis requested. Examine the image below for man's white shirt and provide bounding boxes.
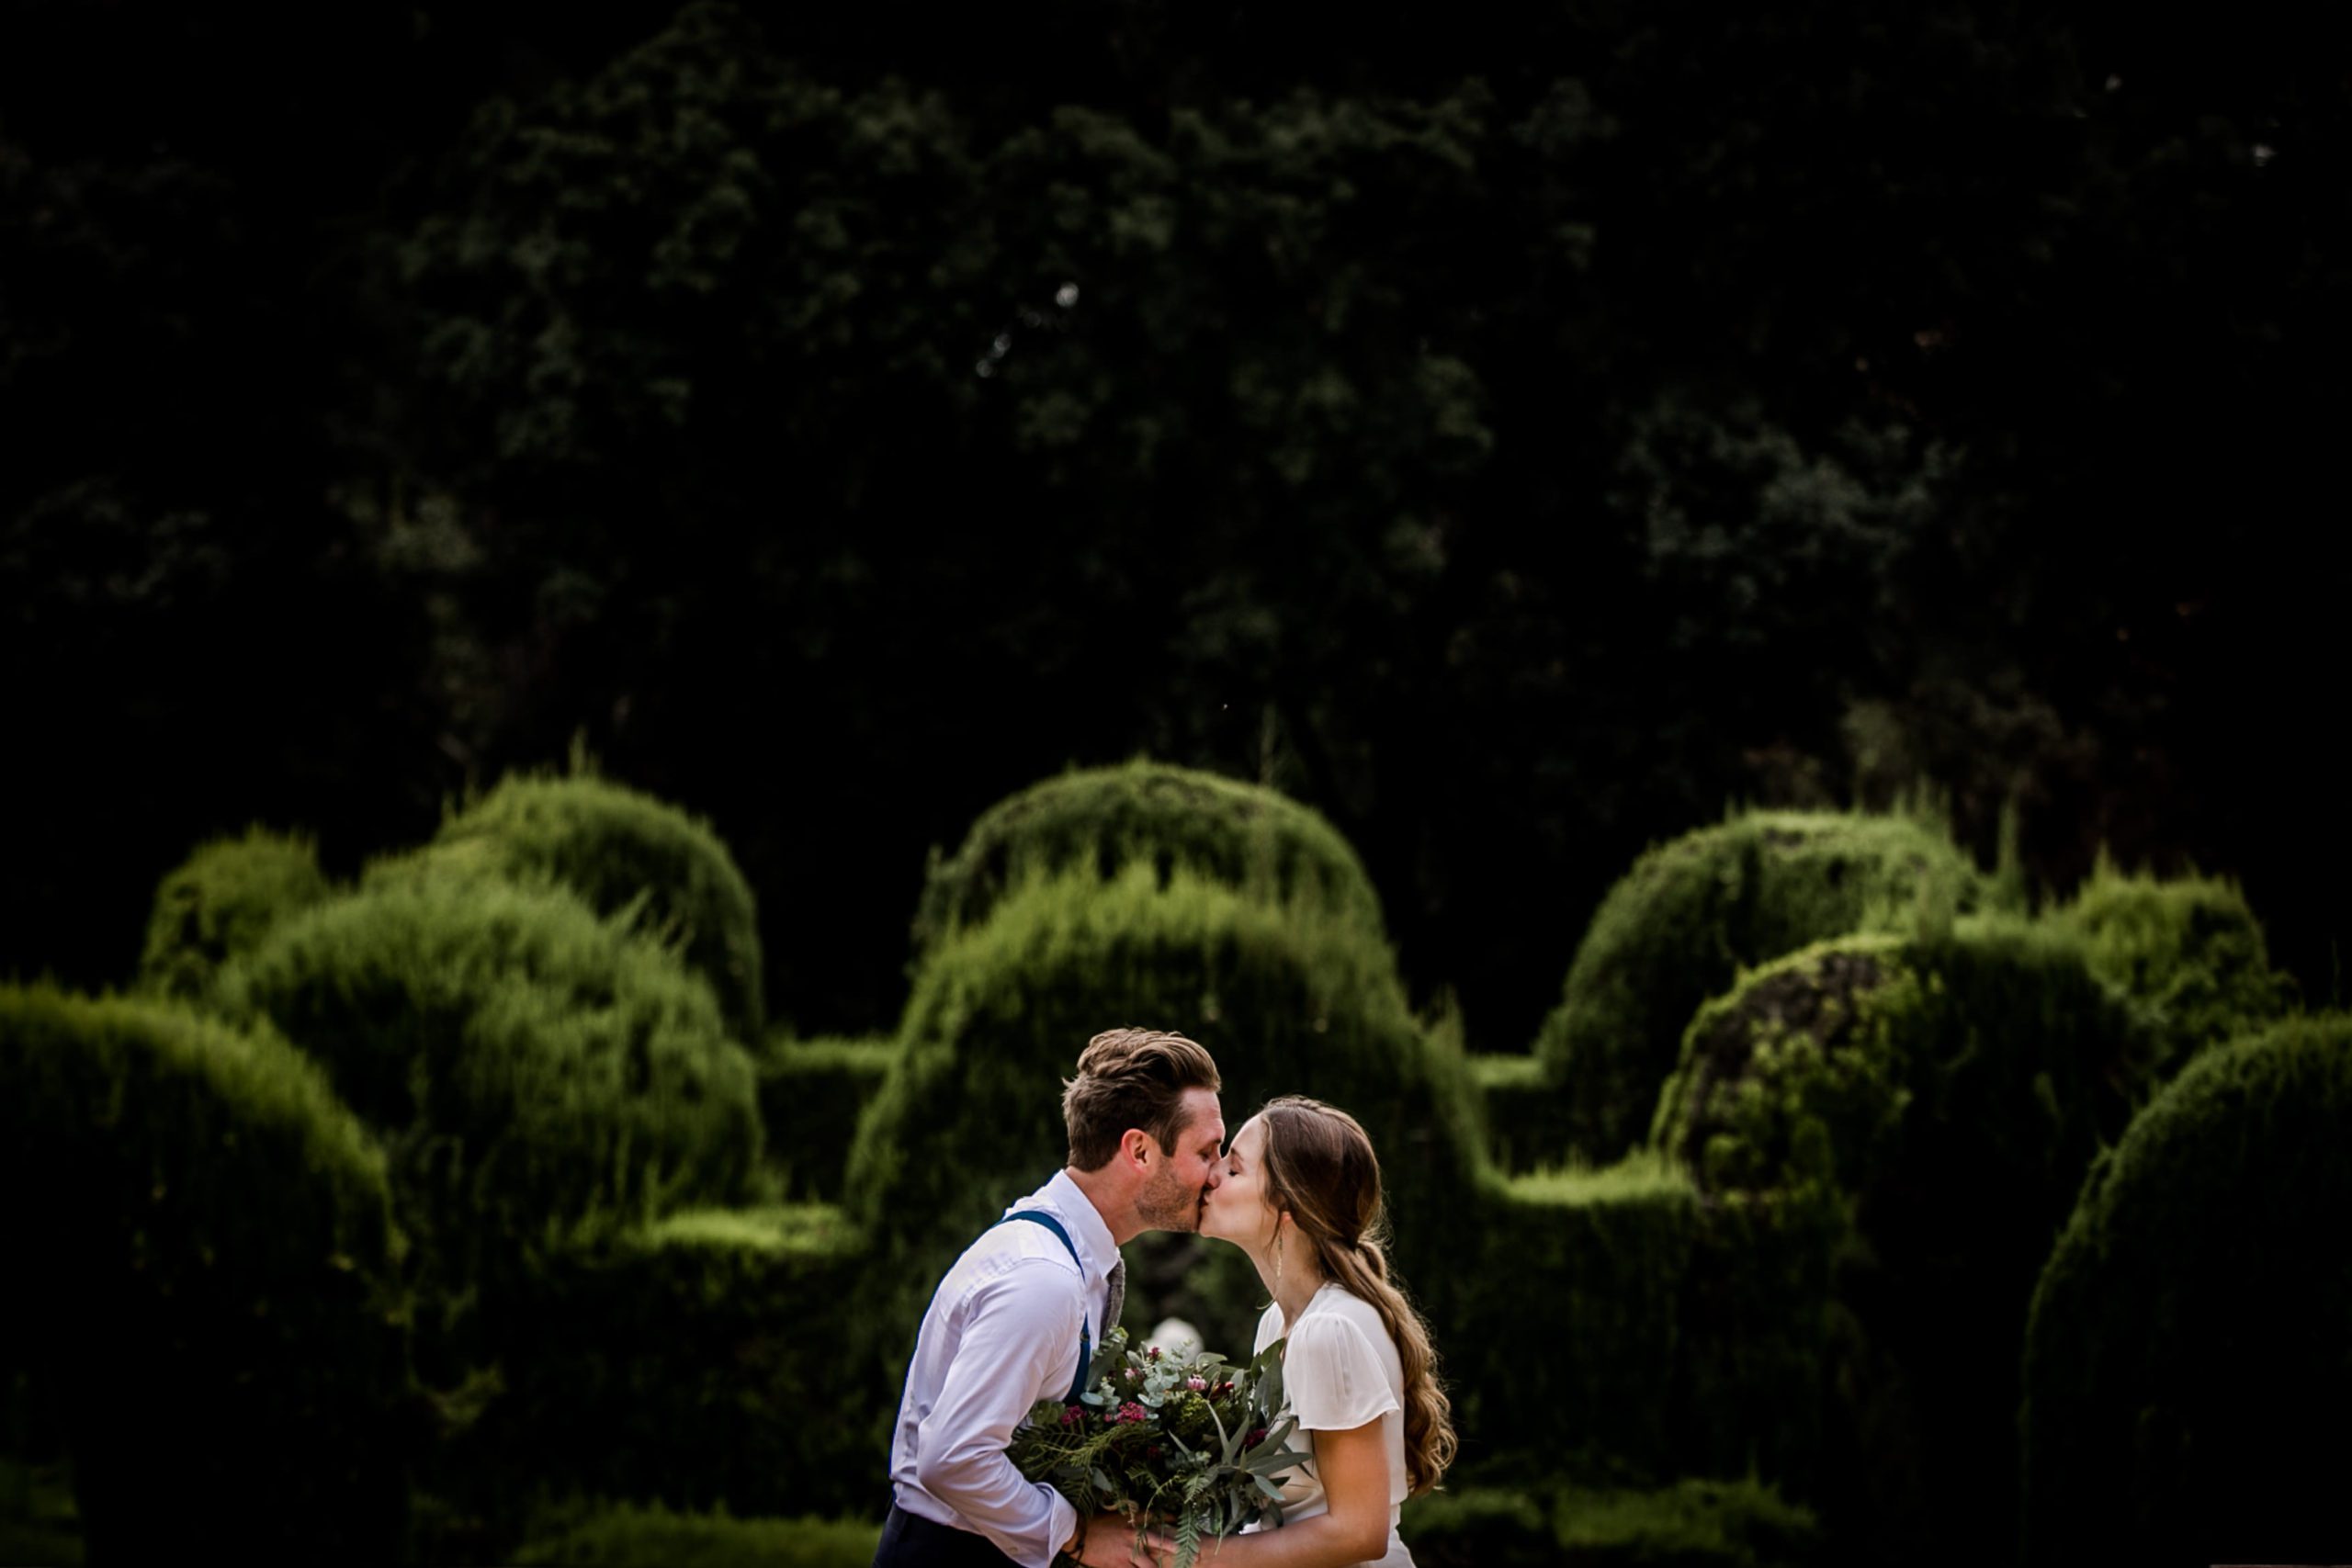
[888,1170,1120,1568]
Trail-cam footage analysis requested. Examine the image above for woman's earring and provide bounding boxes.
[1274,1221,1285,1293]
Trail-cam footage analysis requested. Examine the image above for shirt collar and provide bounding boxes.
[1030,1168,1120,1284]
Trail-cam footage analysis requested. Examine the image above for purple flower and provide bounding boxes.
[1116,1402,1148,1424]
[1148,1346,1163,1361]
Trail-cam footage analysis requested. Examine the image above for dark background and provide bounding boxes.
[6,0,2346,1052]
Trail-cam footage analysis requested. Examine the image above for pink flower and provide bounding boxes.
[1060,1404,1084,1427]
[1148,1346,1163,1361]
[1186,1376,1207,1392]
[1116,1402,1148,1424]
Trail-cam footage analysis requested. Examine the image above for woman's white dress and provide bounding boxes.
[1245,1281,1413,1567]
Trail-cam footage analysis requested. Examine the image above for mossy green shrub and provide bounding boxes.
[1537,809,1984,1161]
[1401,1477,1822,1568]
[421,769,765,1041]
[2055,858,2296,1079]
[512,1501,880,1568]
[911,760,1386,956]
[2021,1014,2352,1568]
[462,1206,873,1535]
[756,1035,897,1201]
[136,826,331,1002]
[1654,919,2153,1563]
[1471,1051,1572,1174]
[1399,1486,1556,1567]
[218,874,763,1341]
[1453,1160,1834,1494]
[0,986,409,1563]
[1550,1476,1823,1567]
[851,864,1480,1380]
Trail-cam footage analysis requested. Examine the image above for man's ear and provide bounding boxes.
[1121,1127,1156,1169]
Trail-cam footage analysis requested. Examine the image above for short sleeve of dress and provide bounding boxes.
[1281,1312,1402,1432]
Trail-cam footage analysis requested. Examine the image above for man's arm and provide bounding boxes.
[913,1261,1085,1568]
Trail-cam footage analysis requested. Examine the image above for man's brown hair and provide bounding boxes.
[1062,1028,1221,1171]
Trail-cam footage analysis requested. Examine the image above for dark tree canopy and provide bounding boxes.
[4,0,2346,1051]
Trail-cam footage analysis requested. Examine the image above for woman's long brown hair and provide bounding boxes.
[1257,1095,1457,1495]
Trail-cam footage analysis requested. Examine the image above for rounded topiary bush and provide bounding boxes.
[1652,917,2154,1562]
[911,760,1386,957]
[2021,1014,2352,1568]
[1537,808,1984,1160]
[418,769,764,1042]
[137,826,333,1002]
[218,874,763,1313]
[854,865,1477,1363]
[2055,857,2295,1079]
[0,985,409,1563]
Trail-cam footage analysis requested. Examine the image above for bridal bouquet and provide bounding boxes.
[1011,1326,1310,1568]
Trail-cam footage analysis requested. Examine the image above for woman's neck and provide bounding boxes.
[1268,1254,1328,1326]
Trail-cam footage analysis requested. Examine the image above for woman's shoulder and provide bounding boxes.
[1291,1286,1393,1355]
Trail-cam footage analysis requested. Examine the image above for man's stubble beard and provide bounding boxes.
[1136,1167,1204,1233]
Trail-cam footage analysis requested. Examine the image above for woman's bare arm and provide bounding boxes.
[1146,1420,1392,1568]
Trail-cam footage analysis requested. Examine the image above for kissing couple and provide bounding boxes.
[873,1027,1457,1568]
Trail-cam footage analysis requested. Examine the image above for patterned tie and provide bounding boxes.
[1103,1255,1126,1341]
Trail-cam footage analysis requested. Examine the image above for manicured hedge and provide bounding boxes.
[0,986,409,1563]
[137,826,332,1002]
[2021,1014,2352,1568]
[1453,1159,1834,1494]
[462,1206,876,1534]
[218,874,763,1324]
[851,865,1479,1369]
[911,760,1386,956]
[421,770,766,1042]
[512,1501,880,1568]
[1536,810,1983,1160]
[1468,1052,1566,1174]
[756,1035,897,1201]
[1653,918,2153,1562]
[1401,1478,1822,1568]
[2055,858,2295,1079]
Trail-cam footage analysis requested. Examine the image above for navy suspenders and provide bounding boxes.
[995,1210,1094,1405]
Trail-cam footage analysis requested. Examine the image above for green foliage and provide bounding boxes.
[1400,1486,1555,1567]
[1538,810,1984,1160]
[1653,918,2154,1561]
[1401,1477,1822,1568]
[1452,1159,1833,1492]
[2020,1014,2352,1567]
[756,1035,897,1201]
[0,1457,82,1568]
[0,985,409,1562]
[2055,856,2295,1078]
[850,863,1481,1368]
[511,1500,880,1568]
[1469,1051,1567,1174]
[461,1205,873,1531]
[1552,1476,1823,1566]
[913,760,1387,957]
[218,874,763,1325]
[136,826,332,1002]
[423,768,765,1042]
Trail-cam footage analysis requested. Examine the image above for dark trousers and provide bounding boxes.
[871,1503,1023,1567]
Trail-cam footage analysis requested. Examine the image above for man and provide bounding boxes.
[875,1028,1227,1568]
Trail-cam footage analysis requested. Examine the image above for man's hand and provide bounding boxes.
[1072,1508,1156,1567]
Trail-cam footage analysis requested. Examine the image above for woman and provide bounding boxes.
[1099,1095,1456,1566]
